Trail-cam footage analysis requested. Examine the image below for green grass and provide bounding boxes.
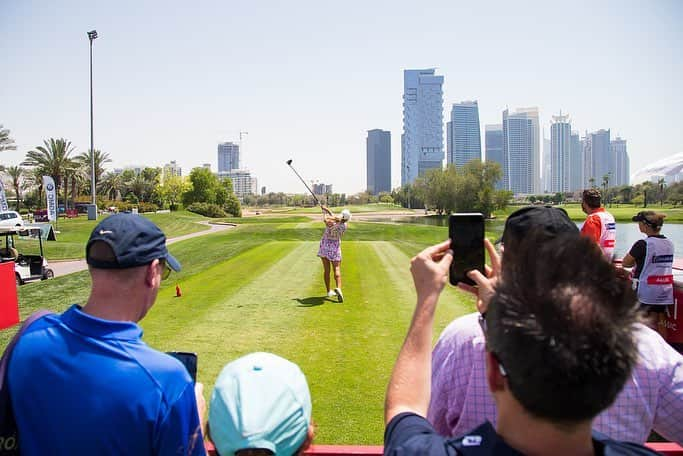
[1,215,475,444]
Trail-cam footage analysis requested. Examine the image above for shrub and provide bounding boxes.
[223,194,242,217]
[137,202,159,213]
[187,202,227,218]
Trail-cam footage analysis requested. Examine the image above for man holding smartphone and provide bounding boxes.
[8,214,206,455]
[384,221,662,454]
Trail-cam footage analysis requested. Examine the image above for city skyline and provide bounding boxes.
[1,0,681,194]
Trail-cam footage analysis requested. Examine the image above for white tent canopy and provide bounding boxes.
[631,153,683,185]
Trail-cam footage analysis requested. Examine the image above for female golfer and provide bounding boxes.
[318,206,351,302]
[622,211,674,336]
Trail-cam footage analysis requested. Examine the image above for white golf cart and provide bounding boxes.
[0,226,54,286]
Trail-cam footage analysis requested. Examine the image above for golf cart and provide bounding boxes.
[0,226,54,286]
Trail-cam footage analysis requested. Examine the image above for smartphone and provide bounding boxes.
[449,213,485,287]
[167,351,198,382]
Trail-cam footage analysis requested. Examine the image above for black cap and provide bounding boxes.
[501,206,578,245]
[632,211,661,228]
[86,214,181,271]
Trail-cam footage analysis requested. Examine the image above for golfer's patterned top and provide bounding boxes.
[428,312,683,444]
[317,221,347,262]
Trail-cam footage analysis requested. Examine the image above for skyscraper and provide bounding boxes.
[217,142,240,173]
[366,129,391,194]
[515,107,541,193]
[502,108,540,194]
[583,129,611,188]
[401,69,444,186]
[446,101,481,168]
[570,131,583,192]
[611,137,629,187]
[542,132,551,193]
[484,124,504,190]
[550,113,571,193]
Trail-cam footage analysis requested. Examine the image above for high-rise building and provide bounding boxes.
[446,101,481,168]
[515,107,541,193]
[550,114,571,193]
[202,163,212,171]
[162,160,182,182]
[611,137,629,187]
[218,169,257,199]
[401,69,444,186]
[366,129,391,194]
[542,132,551,193]
[502,108,540,194]
[484,124,504,190]
[312,183,333,195]
[570,131,583,192]
[583,129,611,188]
[217,142,240,173]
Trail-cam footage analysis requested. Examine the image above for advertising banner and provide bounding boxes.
[0,180,8,211]
[42,175,57,222]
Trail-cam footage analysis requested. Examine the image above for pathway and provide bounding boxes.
[49,221,235,278]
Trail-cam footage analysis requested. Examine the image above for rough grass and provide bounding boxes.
[2,214,476,444]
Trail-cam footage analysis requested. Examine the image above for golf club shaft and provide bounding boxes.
[287,164,321,206]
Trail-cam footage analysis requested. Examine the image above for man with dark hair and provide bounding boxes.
[8,214,206,455]
[384,229,660,454]
[428,207,683,443]
[581,188,616,259]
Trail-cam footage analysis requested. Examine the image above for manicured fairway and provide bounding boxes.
[4,215,477,444]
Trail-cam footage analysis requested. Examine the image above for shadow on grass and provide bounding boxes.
[293,296,330,307]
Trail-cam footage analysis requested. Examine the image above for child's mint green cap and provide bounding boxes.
[209,352,312,456]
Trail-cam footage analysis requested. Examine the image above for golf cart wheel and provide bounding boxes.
[42,269,54,280]
[15,274,23,286]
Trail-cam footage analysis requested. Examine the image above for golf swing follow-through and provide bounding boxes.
[286,159,350,303]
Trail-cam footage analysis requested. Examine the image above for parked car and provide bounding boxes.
[0,211,24,228]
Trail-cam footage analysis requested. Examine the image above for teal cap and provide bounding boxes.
[209,352,312,456]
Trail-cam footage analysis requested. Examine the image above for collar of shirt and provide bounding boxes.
[61,304,143,341]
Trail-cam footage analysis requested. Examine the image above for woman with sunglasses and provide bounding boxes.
[622,211,674,336]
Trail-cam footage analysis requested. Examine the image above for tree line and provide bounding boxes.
[0,126,241,216]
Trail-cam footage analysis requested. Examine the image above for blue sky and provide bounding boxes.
[1,0,682,194]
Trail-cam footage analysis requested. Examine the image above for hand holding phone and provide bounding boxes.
[449,213,485,287]
[167,351,198,382]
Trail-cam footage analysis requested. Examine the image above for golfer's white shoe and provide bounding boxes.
[334,288,344,303]
[327,290,336,298]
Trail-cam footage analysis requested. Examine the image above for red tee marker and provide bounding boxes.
[175,284,182,297]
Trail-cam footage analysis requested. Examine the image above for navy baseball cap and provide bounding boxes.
[86,214,181,271]
[500,206,578,245]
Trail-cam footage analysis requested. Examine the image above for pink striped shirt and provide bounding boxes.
[428,313,683,444]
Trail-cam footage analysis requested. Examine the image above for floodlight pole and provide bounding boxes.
[88,30,98,209]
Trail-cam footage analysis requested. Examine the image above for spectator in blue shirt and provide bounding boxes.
[9,214,206,455]
[384,230,659,455]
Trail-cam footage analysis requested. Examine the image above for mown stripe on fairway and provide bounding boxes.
[285,241,475,444]
[142,241,324,395]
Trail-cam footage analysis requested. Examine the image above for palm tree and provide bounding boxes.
[0,125,17,153]
[4,166,24,210]
[100,171,125,201]
[23,138,76,206]
[76,149,112,195]
[658,178,666,206]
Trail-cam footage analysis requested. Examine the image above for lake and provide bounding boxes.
[359,215,683,259]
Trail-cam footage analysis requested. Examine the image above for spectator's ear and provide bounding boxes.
[485,352,506,393]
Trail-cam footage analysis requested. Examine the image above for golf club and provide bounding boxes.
[286,159,322,207]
